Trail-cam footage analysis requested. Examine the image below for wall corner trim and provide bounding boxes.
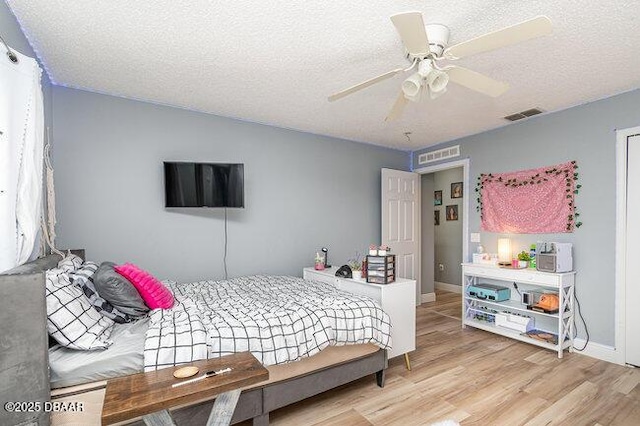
[434,281,462,294]
[421,292,436,303]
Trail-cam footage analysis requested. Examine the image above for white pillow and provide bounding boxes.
[57,254,83,273]
[46,269,114,350]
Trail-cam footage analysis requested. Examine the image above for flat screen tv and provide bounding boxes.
[164,162,244,208]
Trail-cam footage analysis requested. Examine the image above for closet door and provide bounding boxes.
[625,134,640,367]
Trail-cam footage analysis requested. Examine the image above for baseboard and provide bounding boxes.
[572,339,623,365]
[435,281,462,294]
[421,292,436,303]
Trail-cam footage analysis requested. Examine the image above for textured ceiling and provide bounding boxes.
[6,1,640,150]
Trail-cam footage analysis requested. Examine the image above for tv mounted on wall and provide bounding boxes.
[164,162,244,208]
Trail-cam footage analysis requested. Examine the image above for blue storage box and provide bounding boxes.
[468,283,511,302]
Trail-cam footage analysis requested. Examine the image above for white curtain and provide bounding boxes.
[0,47,44,273]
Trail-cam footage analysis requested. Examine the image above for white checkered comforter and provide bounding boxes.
[143,275,391,371]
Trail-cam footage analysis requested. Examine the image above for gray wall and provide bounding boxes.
[420,174,434,295]
[412,89,640,347]
[52,87,409,282]
[433,168,463,286]
[1,2,53,130]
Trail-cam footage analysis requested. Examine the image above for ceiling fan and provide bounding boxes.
[328,12,552,121]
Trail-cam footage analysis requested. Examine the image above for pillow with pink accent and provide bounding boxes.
[114,263,174,309]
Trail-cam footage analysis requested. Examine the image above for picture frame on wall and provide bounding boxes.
[434,190,443,206]
[446,205,458,221]
[434,210,440,226]
[451,182,463,199]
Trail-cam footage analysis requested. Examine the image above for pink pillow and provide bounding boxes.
[114,263,174,309]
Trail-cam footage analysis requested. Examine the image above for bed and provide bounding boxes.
[0,253,391,425]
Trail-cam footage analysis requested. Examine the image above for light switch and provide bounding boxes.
[470,233,481,243]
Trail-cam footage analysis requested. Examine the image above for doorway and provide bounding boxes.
[415,159,470,302]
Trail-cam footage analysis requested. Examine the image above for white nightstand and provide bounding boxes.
[303,267,416,370]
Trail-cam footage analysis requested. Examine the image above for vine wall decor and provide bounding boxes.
[476,161,582,233]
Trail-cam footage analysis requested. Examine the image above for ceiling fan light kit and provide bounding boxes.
[402,72,423,98]
[401,60,449,101]
[404,87,422,103]
[328,11,553,121]
[423,66,449,93]
[429,86,447,100]
[429,72,449,93]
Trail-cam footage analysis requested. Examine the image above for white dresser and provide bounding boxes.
[303,267,416,368]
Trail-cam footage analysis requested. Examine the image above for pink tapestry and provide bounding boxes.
[478,161,579,233]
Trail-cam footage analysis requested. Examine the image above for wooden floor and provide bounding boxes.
[267,290,640,426]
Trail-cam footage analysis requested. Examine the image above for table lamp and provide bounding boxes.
[498,238,512,266]
[321,247,331,268]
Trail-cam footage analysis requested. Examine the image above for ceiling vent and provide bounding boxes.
[418,145,460,165]
[504,108,544,122]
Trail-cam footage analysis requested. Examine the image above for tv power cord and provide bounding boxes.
[223,207,228,280]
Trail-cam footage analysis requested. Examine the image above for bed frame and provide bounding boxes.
[0,254,62,426]
[0,254,387,426]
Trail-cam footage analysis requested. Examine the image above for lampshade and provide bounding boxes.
[429,86,447,100]
[497,238,512,263]
[426,69,449,93]
[403,90,422,102]
[401,72,422,98]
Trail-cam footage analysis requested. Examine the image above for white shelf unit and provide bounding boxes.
[461,263,575,358]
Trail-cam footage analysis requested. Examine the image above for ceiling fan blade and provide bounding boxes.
[385,92,409,121]
[443,16,552,60]
[328,68,404,102]
[390,12,430,56]
[444,66,509,97]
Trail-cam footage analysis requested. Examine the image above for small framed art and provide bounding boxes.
[451,182,463,199]
[446,205,458,221]
[434,190,443,206]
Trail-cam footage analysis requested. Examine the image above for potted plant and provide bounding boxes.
[517,251,531,269]
[369,245,378,256]
[349,258,363,279]
[314,252,325,270]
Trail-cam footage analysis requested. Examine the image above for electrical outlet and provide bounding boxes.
[438,263,445,272]
[470,233,481,243]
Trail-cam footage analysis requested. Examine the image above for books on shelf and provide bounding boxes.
[522,329,558,345]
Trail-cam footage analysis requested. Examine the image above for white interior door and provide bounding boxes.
[625,134,640,367]
[381,168,420,305]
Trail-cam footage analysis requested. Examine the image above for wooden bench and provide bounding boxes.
[101,352,268,426]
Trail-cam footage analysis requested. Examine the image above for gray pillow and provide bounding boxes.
[70,261,131,323]
[93,262,149,317]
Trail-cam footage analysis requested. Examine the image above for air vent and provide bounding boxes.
[418,145,460,165]
[504,108,544,122]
